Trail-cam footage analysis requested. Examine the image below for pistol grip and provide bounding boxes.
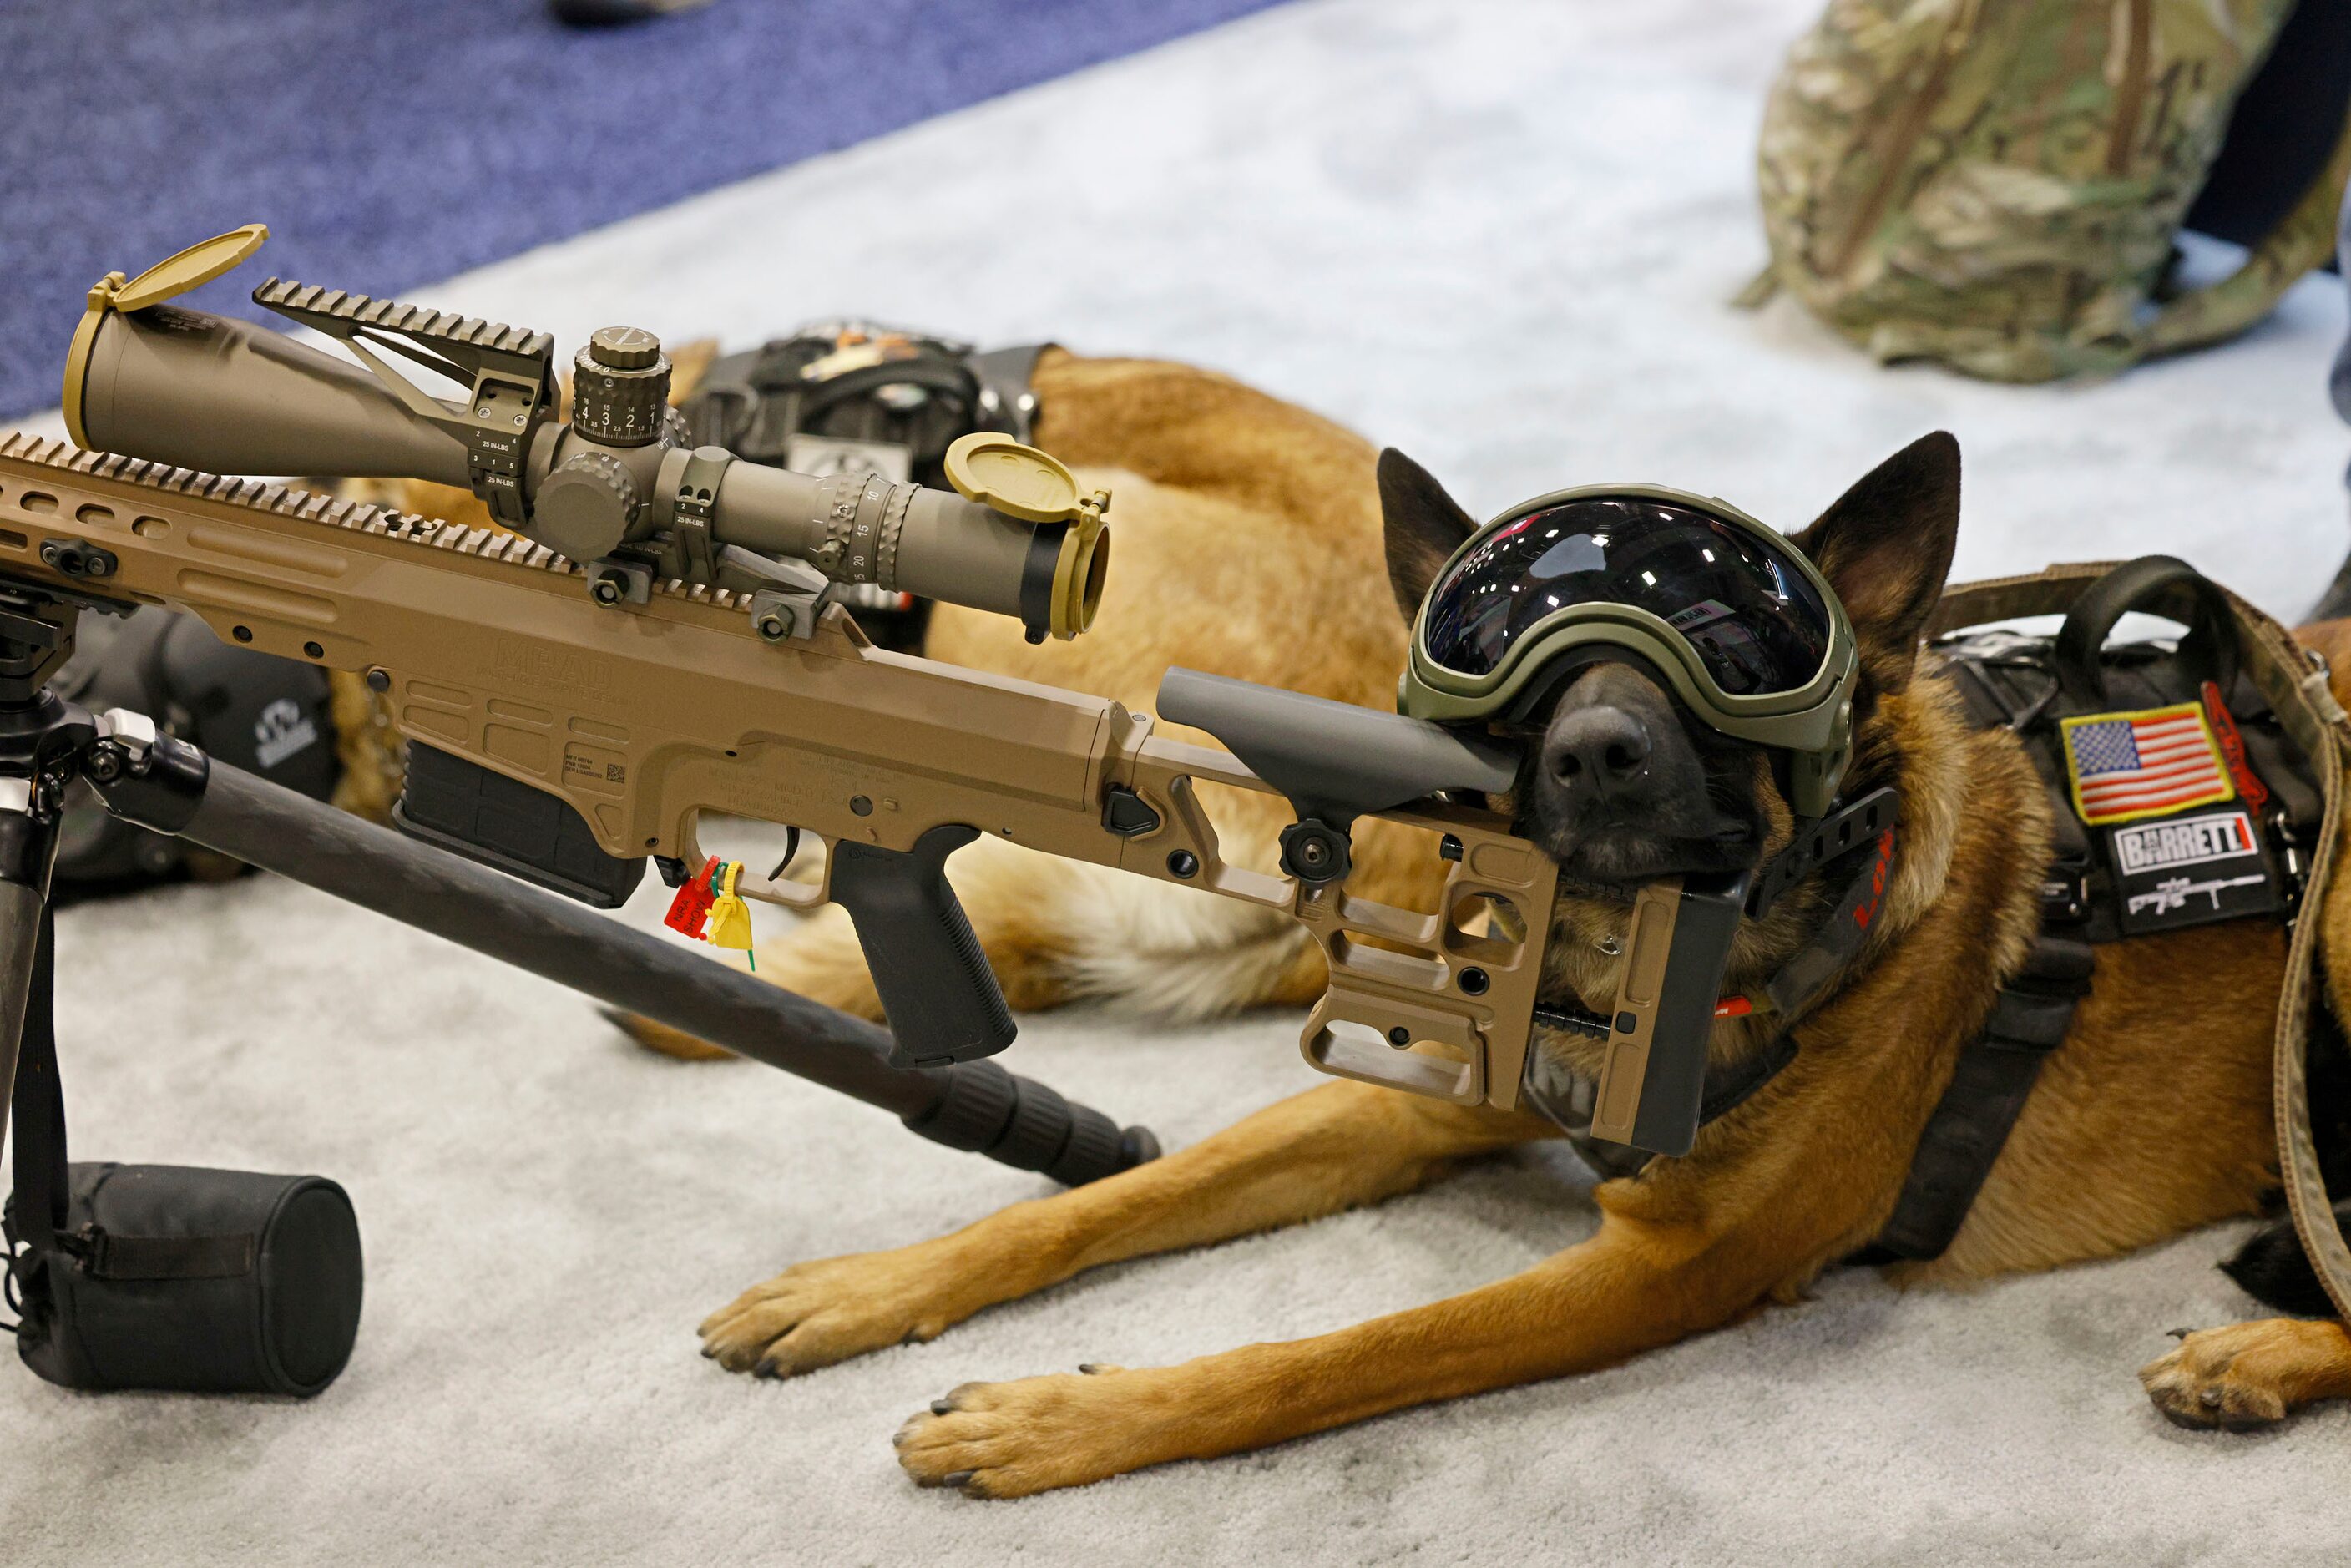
[828,824,1016,1070]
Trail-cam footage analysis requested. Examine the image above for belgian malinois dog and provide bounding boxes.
[605,352,2351,1493]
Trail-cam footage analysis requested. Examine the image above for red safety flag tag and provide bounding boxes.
[664,855,722,938]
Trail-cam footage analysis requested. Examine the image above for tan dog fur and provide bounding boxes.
[683,352,2351,1494]
[339,345,2351,1487]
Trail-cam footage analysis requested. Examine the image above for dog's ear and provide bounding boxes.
[1379,448,1477,624]
[1789,432,1960,691]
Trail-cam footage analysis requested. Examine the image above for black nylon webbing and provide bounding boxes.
[85,1230,256,1281]
[1864,928,2095,1262]
[7,908,64,1257]
[7,909,263,1289]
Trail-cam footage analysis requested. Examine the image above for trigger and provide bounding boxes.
[770,825,801,881]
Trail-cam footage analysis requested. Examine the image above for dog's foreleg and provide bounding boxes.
[738,834,1321,1028]
[892,1049,1934,1497]
[699,1079,1546,1377]
[2140,1318,2351,1429]
[889,1190,1766,1497]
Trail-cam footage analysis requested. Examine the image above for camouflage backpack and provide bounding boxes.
[1740,0,2351,382]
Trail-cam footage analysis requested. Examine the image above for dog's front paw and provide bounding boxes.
[893,1366,1163,1499]
[699,1246,968,1378]
[2140,1322,2306,1431]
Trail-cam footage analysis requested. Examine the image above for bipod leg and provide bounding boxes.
[85,730,1159,1186]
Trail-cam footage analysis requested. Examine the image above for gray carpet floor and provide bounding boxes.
[7,2,2351,1562]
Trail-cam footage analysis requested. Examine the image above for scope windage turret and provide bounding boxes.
[61,244,1107,641]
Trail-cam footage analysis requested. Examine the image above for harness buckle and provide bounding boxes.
[2037,865,2090,924]
[2267,803,2313,917]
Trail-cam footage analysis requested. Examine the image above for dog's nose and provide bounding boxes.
[1543,706,1652,799]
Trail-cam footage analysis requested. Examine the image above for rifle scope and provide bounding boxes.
[62,228,1108,642]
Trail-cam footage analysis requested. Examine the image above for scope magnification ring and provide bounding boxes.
[873,483,912,590]
[817,473,887,584]
[806,475,850,570]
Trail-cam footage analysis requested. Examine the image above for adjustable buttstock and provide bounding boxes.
[1150,666,1551,1111]
[827,824,1016,1070]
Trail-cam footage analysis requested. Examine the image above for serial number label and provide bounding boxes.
[563,746,627,795]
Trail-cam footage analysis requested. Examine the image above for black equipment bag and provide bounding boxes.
[5,1165,362,1397]
[4,913,362,1397]
[50,605,341,894]
[679,324,1043,491]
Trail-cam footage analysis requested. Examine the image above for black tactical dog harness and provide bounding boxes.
[1509,556,2351,1299]
[1864,558,2325,1262]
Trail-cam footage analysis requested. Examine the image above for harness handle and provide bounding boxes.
[2050,554,2239,711]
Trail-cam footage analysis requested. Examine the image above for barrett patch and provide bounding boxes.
[2106,803,2282,935]
[2060,702,2233,827]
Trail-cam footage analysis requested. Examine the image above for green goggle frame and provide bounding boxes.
[1397,483,1858,820]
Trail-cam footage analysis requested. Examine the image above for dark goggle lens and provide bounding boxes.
[1419,498,1832,696]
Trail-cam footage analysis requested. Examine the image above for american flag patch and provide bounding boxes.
[2060,703,2234,827]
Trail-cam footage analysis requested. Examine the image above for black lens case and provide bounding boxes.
[6,1163,362,1397]
[6,907,363,1399]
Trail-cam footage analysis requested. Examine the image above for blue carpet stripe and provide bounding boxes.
[0,0,1287,421]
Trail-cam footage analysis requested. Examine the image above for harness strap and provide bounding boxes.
[1747,786,1900,919]
[1926,563,2124,639]
[1863,930,2094,1261]
[3,908,65,1329]
[2238,599,2351,1320]
[1760,821,1898,1020]
[1862,564,2156,1262]
[1691,804,1900,1127]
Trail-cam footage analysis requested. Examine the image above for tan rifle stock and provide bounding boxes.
[0,435,1556,1108]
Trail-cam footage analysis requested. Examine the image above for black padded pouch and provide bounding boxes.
[5,1162,362,1397]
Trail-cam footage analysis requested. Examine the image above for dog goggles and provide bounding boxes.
[1398,483,1859,818]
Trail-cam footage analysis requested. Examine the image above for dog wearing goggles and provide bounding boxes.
[684,352,2351,1494]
